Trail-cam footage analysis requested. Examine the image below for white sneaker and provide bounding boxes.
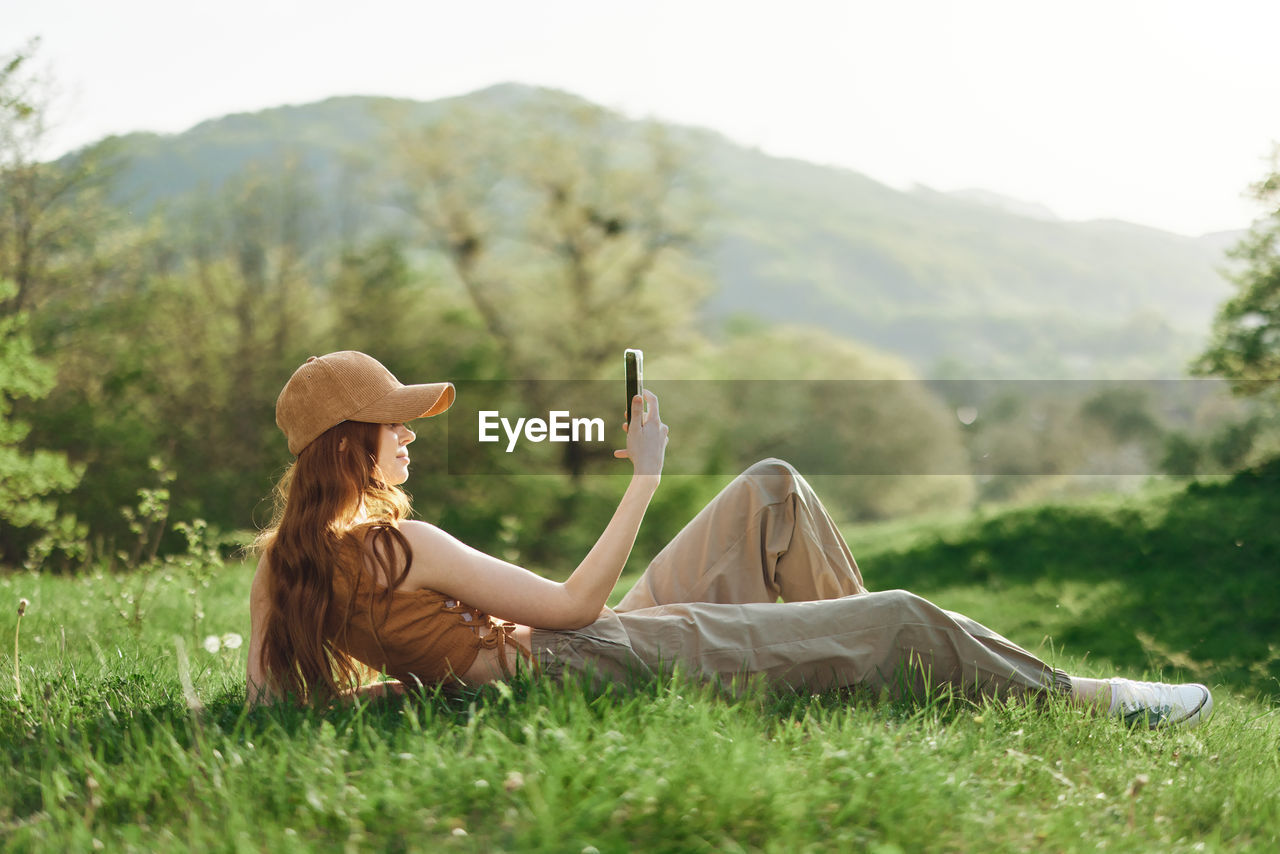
[1108,678,1213,730]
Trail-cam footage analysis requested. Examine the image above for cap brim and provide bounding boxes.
[350,382,455,424]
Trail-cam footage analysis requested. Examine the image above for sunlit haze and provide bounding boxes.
[7,0,1280,236]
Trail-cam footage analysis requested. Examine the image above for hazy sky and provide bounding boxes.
[6,0,1279,236]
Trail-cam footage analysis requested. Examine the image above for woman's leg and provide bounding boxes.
[549,589,1070,700]
[616,459,867,611]
[532,594,1212,728]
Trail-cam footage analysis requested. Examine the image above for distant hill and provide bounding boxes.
[94,84,1240,378]
[944,188,1061,222]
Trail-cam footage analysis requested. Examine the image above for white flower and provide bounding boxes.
[202,635,221,654]
[220,633,243,650]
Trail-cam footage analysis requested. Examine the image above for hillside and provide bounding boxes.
[704,144,1234,376]
[850,457,1280,696]
[96,84,1237,378]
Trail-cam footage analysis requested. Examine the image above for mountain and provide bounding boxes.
[942,188,1060,222]
[94,84,1239,378]
[703,146,1237,376]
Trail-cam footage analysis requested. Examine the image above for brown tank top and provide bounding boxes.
[325,564,524,686]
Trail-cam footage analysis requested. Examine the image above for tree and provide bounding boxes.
[650,324,975,521]
[18,156,330,545]
[391,97,707,375]
[388,94,711,477]
[0,278,84,567]
[130,160,326,529]
[0,39,118,314]
[1194,147,1280,393]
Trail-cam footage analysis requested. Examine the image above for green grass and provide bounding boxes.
[2,462,1279,852]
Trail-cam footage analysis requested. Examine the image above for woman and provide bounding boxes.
[247,351,1213,729]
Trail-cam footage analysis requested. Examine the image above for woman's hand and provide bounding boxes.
[615,388,668,478]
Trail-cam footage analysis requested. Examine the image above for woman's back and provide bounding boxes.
[325,559,517,686]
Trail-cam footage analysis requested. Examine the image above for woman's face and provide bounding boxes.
[376,423,416,485]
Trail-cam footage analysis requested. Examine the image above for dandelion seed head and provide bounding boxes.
[1127,774,1150,798]
[17,598,29,616]
[202,635,221,654]
[221,633,243,650]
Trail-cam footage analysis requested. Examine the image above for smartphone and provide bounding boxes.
[624,348,643,423]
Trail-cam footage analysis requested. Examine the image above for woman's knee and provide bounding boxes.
[865,589,939,620]
[736,458,802,505]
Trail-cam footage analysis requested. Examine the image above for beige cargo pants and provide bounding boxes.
[531,459,1072,700]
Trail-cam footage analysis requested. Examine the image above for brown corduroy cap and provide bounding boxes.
[275,351,455,456]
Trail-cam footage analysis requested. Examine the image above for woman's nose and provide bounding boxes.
[400,425,416,444]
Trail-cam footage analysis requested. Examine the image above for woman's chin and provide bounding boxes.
[376,462,411,487]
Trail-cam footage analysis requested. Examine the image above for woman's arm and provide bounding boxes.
[402,389,668,630]
[245,555,278,705]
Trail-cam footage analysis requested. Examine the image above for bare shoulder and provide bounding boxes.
[399,519,464,552]
[395,519,526,600]
[398,518,441,538]
[396,519,466,590]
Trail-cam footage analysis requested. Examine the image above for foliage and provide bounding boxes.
[652,324,975,520]
[1159,432,1204,477]
[0,40,120,315]
[932,378,1278,501]
[1195,147,1280,392]
[0,41,134,560]
[16,160,409,548]
[0,278,83,568]
[1158,411,1279,479]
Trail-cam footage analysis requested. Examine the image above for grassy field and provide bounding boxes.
[2,464,1278,852]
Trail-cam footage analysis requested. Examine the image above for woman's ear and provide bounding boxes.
[338,437,348,453]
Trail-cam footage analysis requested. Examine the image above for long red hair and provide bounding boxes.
[254,421,413,703]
